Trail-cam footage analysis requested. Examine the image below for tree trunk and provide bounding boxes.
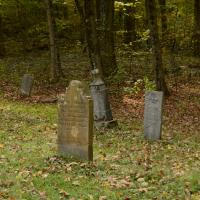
[0,14,5,58]
[45,0,63,81]
[123,0,137,45]
[74,0,85,44]
[75,0,117,79]
[84,0,103,77]
[158,0,167,43]
[194,0,200,56]
[96,0,117,78]
[145,0,169,95]
[75,0,103,77]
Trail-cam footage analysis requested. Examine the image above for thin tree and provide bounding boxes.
[45,0,63,81]
[158,0,167,43]
[0,13,5,58]
[75,0,103,77]
[145,0,169,95]
[158,0,173,63]
[96,0,117,77]
[194,0,200,56]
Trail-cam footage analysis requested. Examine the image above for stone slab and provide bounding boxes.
[57,80,93,161]
[90,76,117,129]
[20,74,34,96]
[144,91,164,140]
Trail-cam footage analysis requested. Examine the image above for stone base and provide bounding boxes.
[94,119,118,129]
[58,143,93,161]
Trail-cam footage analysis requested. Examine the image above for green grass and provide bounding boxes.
[0,98,200,200]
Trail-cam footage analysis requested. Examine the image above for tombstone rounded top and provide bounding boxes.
[91,69,99,75]
[90,78,104,86]
[70,80,83,88]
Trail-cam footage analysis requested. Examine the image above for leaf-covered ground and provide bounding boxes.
[0,81,200,200]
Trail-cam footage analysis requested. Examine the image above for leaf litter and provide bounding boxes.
[0,81,200,199]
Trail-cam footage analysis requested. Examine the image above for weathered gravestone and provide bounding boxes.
[90,69,117,129]
[20,74,34,96]
[57,80,93,161]
[144,91,164,140]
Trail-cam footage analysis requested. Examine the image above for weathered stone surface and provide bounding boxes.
[90,70,116,129]
[144,91,163,140]
[20,74,34,96]
[57,80,93,161]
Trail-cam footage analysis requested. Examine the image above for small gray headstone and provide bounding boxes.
[57,80,93,161]
[90,70,117,129]
[20,74,34,96]
[144,91,164,140]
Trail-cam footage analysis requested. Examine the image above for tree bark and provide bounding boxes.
[75,0,103,77]
[45,0,63,81]
[0,14,5,58]
[84,0,103,77]
[158,0,167,43]
[194,0,200,56]
[75,0,117,79]
[145,0,169,95]
[96,0,117,78]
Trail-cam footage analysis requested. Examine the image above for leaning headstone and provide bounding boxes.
[58,80,93,161]
[144,91,164,140]
[90,69,117,129]
[20,74,34,96]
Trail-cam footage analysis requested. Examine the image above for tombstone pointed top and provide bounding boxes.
[91,69,104,86]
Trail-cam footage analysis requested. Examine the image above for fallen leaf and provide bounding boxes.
[88,194,94,200]
[39,191,47,200]
[137,178,145,182]
[140,182,148,187]
[99,196,107,200]
[72,181,80,186]
[138,188,148,193]
[59,190,70,198]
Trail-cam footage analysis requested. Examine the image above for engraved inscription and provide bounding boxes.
[144,91,163,140]
[57,80,93,161]
[147,92,158,104]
